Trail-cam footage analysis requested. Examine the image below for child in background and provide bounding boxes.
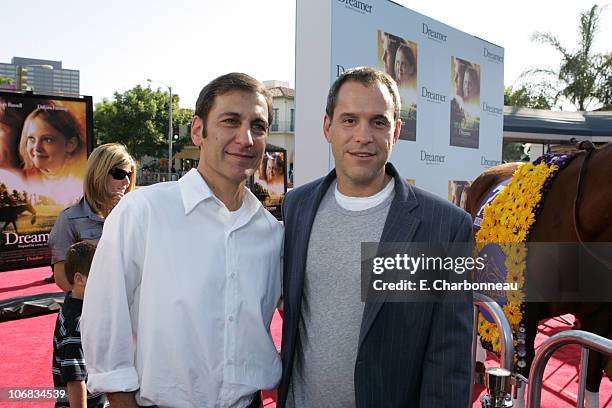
[52,241,107,408]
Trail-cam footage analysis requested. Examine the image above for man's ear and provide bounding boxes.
[191,116,205,147]
[392,118,402,144]
[323,114,332,143]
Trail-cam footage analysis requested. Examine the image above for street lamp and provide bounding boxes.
[147,78,173,175]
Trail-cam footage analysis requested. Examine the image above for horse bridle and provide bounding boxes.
[572,140,612,270]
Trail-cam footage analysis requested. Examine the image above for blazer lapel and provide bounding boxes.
[359,163,420,348]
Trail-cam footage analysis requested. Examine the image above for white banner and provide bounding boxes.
[295,0,504,202]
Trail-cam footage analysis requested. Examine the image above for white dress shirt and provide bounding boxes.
[81,169,283,408]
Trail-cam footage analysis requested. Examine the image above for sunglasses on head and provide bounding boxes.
[109,168,132,180]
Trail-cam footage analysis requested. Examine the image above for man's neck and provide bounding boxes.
[336,171,392,198]
[197,166,245,211]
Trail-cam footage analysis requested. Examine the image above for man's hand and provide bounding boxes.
[106,392,138,408]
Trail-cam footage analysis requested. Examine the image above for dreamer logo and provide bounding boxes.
[420,150,446,165]
[422,23,447,43]
[482,102,503,115]
[483,48,504,63]
[337,0,373,14]
[421,87,447,103]
[481,156,501,167]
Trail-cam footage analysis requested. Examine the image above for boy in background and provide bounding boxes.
[52,241,107,408]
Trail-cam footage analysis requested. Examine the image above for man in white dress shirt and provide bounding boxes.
[81,73,283,408]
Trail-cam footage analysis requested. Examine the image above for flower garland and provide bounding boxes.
[475,161,558,369]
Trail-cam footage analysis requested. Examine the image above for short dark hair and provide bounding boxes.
[194,73,273,137]
[65,241,97,285]
[325,67,401,122]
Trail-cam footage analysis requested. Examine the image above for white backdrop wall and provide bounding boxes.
[295,0,504,200]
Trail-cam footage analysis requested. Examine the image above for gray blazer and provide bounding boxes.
[278,163,474,408]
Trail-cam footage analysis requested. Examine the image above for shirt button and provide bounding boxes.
[228,315,234,322]
[224,403,229,408]
[228,359,233,365]
[230,273,235,279]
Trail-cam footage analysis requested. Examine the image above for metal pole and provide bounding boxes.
[473,292,514,372]
[168,86,173,176]
[469,304,478,405]
[576,347,589,408]
[527,330,612,408]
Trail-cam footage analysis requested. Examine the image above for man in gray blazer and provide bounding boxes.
[278,67,473,407]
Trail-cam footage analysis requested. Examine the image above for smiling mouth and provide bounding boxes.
[349,152,375,158]
[226,152,255,159]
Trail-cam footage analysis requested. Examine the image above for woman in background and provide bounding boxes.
[49,143,136,292]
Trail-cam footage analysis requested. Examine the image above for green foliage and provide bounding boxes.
[502,142,530,163]
[504,86,552,109]
[94,85,194,159]
[525,4,612,111]
[0,77,14,85]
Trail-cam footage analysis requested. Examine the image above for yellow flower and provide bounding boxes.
[503,302,523,327]
[507,290,525,303]
[480,321,494,342]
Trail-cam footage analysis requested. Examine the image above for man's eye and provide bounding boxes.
[343,118,355,125]
[374,120,388,128]
[252,124,267,133]
[223,118,239,125]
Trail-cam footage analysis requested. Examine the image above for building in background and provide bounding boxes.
[0,57,79,96]
[264,80,295,178]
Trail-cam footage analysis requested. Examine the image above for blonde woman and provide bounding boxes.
[48,143,136,292]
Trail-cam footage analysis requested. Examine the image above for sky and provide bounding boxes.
[3,0,611,111]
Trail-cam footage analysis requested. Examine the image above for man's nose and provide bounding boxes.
[235,125,254,146]
[353,123,374,144]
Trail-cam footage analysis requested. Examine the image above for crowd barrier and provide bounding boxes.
[527,330,612,408]
[469,292,515,405]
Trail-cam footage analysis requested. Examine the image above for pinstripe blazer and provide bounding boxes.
[278,163,474,408]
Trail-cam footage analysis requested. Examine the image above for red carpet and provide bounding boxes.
[0,268,610,407]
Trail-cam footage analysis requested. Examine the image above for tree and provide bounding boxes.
[0,77,13,85]
[525,4,612,111]
[502,142,530,163]
[504,86,552,109]
[94,85,194,159]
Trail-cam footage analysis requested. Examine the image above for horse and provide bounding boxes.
[466,141,612,407]
[0,201,37,233]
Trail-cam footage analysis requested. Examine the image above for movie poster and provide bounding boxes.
[450,57,481,148]
[250,146,287,220]
[0,91,92,272]
[378,31,417,141]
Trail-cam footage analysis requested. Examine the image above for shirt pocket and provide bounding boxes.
[72,219,103,242]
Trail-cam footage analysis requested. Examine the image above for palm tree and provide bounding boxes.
[526,4,611,111]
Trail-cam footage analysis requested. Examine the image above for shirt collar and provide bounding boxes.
[80,198,104,222]
[178,169,215,215]
[178,169,261,219]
